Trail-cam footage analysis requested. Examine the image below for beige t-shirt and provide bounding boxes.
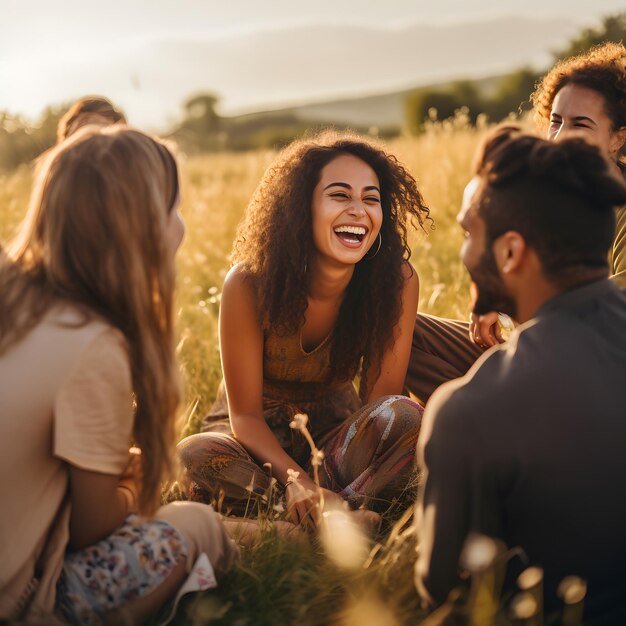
[0,304,133,620]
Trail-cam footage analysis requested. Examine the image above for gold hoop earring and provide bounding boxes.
[365,232,382,260]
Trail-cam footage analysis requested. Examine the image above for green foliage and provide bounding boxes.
[405,81,482,133]
[171,94,374,154]
[488,68,539,121]
[215,111,316,152]
[404,11,626,132]
[554,12,626,60]
[0,105,65,170]
[171,93,224,153]
[185,94,220,133]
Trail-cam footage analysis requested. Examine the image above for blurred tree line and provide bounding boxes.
[169,93,330,154]
[0,12,624,170]
[405,11,626,132]
[0,105,65,170]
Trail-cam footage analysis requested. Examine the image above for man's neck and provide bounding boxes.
[515,268,609,323]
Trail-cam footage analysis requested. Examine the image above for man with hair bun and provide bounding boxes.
[415,125,626,625]
[406,42,626,404]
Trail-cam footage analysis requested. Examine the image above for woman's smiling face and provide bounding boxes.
[548,83,623,159]
[310,153,383,267]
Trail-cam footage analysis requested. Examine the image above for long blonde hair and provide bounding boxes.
[0,126,180,514]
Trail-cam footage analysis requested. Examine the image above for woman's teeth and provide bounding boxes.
[333,225,366,244]
[334,226,366,236]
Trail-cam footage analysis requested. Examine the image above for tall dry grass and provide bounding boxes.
[1,116,514,625]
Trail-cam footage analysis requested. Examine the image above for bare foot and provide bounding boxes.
[221,517,305,547]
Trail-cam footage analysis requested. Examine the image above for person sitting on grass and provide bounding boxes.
[415,125,626,625]
[179,131,431,526]
[405,42,626,404]
[56,95,127,143]
[0,126,248,624]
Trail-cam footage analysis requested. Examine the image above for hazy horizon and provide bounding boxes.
[2,0,623,129]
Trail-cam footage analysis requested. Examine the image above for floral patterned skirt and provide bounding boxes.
[55,515,188,625]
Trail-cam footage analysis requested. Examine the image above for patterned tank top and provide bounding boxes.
[203,327,361,464]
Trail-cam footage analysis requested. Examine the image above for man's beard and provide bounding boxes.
[469,247,517,319]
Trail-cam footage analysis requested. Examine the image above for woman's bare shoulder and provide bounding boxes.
[223,263,256,295]
[401,260,419,285]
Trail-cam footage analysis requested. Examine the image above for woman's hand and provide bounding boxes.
[469,311,503,349]
[469,312,517,348]
[285,481,344,528]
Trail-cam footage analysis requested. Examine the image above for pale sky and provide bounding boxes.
[2,0,624,128]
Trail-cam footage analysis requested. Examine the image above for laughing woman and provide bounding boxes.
[179,132,431,523]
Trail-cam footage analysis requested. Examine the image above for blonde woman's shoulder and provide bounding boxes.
[40,301,129,363]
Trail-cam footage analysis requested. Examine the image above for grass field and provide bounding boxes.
[1,116,508,625]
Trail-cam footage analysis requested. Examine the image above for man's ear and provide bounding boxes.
[493,231,526,274]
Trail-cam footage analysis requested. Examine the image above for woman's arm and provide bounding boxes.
[363,262,420,402]
[68,462,139,550]
[55,329,139,550]
[219,266,314,489]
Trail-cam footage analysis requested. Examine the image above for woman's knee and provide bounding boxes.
[178,432,245,486]
[370,395,423,428]
[178,432,250,469]
[156,501,239,576]
[177,432,270,502]
[363,396,423,452]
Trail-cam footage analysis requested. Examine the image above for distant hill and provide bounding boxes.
[53,16,580,130]
[252,75,506,130]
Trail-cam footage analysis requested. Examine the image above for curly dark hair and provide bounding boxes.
[232,130,431,396]
[474,125,626,288]
[531,42,626,165]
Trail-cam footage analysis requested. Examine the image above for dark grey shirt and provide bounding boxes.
[416,279,626,624]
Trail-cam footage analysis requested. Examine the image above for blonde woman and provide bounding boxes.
[0,127,239,624]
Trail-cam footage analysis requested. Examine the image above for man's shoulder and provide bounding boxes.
[425,321,544,427]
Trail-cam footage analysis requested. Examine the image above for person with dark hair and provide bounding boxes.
[56,96,127,142]
[178,131,430,523]
[532,41,626,286]
[415,125,626,625]
[405,42,626,404]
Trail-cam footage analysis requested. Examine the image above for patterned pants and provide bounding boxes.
[178,395,423,514]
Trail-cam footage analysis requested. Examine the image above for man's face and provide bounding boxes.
[458,178,517,318]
